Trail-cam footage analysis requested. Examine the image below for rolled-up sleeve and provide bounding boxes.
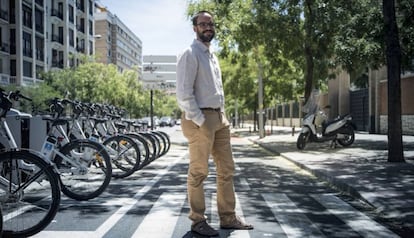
[176,48,205,126]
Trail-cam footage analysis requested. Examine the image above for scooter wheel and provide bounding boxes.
[337,126,355,147]
[296,132,308,150]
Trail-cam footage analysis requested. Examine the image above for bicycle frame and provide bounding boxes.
[0,117,50,203]
[45,121,95,175]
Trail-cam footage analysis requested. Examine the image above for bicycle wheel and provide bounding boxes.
[0,150,61,238]
[158,131,171,154]
[152,131,170,156]
[125,133,150,170]
[138,132,158,166]
[55,139,112,201]
[103,135,140,178]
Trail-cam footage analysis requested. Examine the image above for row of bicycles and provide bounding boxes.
[0,88,171,237]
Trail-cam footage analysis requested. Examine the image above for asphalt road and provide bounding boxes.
[32,127,400,238]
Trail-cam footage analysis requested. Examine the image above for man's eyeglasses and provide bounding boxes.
[197,22,216,28]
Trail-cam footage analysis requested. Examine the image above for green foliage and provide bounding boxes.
[186,0,414,105]
[8,61,179,119]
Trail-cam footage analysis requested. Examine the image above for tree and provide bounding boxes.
[383,0,404,162]
[186,0,305,114]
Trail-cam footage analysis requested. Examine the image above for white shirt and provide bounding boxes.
[176,39,225,126]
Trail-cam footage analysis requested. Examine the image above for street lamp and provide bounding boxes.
[258,62,265,138]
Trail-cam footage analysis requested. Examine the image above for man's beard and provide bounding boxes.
[198,30,215,43]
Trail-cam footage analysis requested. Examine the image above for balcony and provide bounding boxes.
[35,23,44,34]
[1,42,10,53]
[76,24,85,34]
[23,0,32,6]
[22,76,37,86]
[52,60,64,68]
[0,9,8,22]
[35,0,44,7]
[36,49,44,61]
[23,48,32,57]
[51,9,64,20]
[76,2,85,12]
[51,34,64,44]
[76,46,85,53]
[0,74,10,85]
[9,76,17,85]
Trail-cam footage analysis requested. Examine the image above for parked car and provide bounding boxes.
[141,116,159,129]
[159,116,175,127]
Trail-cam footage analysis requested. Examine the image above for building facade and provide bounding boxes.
[0,0,96,86]
[94,3,142,74]
[0,0,142,86]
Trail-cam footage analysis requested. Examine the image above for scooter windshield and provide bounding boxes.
[302,89,321,115]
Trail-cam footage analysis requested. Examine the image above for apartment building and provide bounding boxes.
[0,0,97,86]
[0,0,142,87]
[94,3,142,74]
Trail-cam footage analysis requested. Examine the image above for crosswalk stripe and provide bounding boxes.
[131,193,186,238]
[236,164,251,191]
[94,155,183,236]
[211,193,250,237]
[311,194,399,238]
[262,193,326,238]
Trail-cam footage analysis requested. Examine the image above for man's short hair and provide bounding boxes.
[192,10,214,26]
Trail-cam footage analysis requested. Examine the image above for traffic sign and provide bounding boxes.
[143,55,177,63]
[143,64,177,72]
[142,55,177,91]
[142,72,176,81]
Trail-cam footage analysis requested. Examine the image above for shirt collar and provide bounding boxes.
[193,39,210,53]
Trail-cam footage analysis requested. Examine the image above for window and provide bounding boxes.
[23,60,32,77]
[58,2,63,19]
[22,6,32,28]
[89,20,93,35]
[35,8,44,33]
[9,0,16,24]
[36,65,44,79]
[35,36,44,61]
[69,29,74,46]
[23,32,32,57]
[10,60,16,76]
[10,29,16,54]
[89,40,93,55]
[69,5,74,23]
[89,0,93,15]
[58,27,63,44]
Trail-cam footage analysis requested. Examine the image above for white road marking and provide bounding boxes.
[311,194,399,238]
[262,193,325,238]
[131,193,186,237]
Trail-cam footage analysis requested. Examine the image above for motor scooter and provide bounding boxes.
[296,90,356,150]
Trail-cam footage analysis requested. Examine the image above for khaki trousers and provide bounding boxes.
[181,110,236,224]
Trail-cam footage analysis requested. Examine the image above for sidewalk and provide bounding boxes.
[232,125,414,235]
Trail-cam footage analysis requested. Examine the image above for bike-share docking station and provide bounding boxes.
[5,110,52,151]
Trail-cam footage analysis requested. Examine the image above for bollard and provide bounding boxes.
[292,126,295,136]
[249,126,251,133]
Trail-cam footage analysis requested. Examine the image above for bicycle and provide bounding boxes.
[73,102,141,178]
[0,88,61,237]
[42,98,112,201]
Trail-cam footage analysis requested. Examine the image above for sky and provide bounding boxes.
[97,0,195,56]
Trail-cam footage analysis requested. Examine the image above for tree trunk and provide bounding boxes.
[303,0,315,103]
[383,0,405,162]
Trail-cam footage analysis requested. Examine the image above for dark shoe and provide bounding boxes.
[220,216,254,230]
[191,220,219,237]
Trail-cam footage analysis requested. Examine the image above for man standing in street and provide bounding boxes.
[176,10,254,237]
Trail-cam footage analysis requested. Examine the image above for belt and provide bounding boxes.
[200,107,221,112]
